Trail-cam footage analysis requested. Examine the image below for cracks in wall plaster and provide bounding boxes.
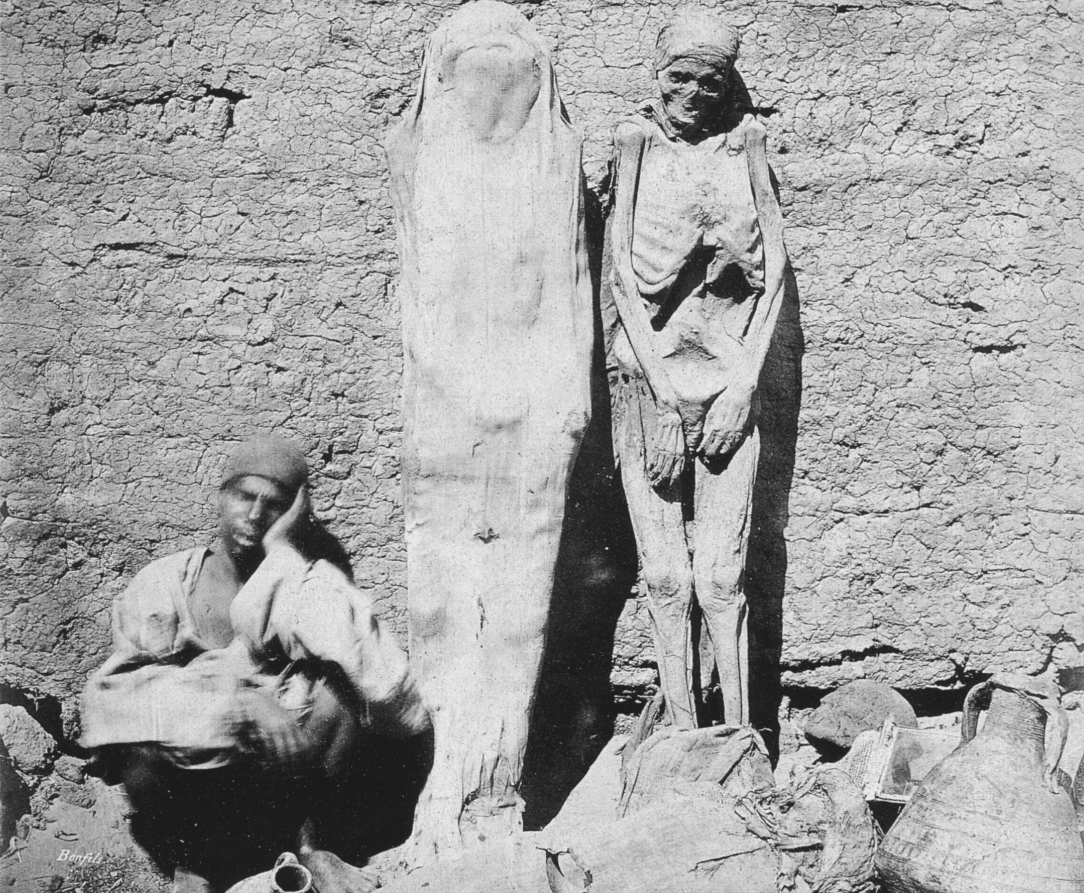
[784,643,903,673]
[971,342,1025,354]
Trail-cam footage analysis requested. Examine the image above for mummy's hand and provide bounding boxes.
[648,406,686,490]
[698,385,756,462]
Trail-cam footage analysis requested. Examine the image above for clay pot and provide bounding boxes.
[877,673,1084,893]
[224,853,313,893]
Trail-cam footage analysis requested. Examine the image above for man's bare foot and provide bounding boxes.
[172,866,214,893]
[365,835,441,881]
[300,849,379,893]
[364,842,413,885]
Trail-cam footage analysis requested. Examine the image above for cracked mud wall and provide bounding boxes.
[2,0,1083,730]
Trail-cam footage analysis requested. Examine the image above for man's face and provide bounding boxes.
[218,475,292,558]
[657,57,731,135]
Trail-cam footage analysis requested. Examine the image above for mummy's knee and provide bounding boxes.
[695,562,745,612]
[640,559,693,605]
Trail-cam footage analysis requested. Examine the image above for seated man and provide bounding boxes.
[81,436,429,893]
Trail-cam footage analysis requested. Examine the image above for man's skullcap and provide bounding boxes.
[221,435,309,493]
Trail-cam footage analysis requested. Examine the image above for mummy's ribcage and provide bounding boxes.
[630,141,764,306]
[630,191,706,298]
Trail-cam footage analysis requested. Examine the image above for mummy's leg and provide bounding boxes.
[693,427,759,726]
[613,377,697,729]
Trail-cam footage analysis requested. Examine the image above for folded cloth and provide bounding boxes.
[82,546,428,770]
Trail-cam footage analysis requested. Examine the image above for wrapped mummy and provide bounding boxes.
[385,0,593,859]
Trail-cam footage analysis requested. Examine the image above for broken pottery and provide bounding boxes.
[804,679,917,752]
[841,718,959,803]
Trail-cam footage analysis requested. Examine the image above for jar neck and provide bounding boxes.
[980,687,1046,762]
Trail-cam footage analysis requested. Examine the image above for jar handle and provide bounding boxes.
[961,680,992,744]
[1038,698,1069,794]
[989,675,1068,795]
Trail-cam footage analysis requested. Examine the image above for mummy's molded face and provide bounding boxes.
[444,36,542,142]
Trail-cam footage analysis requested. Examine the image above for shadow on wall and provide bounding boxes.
[745,262,804,756]
[521,186,638,829]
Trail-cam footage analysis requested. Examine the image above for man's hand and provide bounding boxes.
[262,484,311,554]
[239,691,312,769]
[698,385,757,462]
[648,406,686,490]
